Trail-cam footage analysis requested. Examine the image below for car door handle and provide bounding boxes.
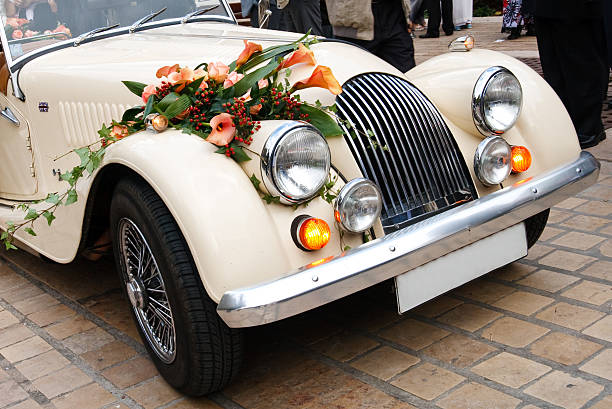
[1,107,20,126]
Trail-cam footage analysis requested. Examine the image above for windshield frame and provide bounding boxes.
[1,0,236,98]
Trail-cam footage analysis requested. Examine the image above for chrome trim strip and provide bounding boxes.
[217,152,599,328]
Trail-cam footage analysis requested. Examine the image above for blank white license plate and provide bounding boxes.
[395,223,528,314]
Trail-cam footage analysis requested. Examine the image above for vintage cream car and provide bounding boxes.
[0,0,600,396]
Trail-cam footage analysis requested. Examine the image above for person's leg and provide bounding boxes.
[421,0,441,37]
[441,0,453,35]
[373,0,416,71]
[284,0,323,35]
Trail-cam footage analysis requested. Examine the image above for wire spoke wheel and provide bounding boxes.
[119,217,176,364]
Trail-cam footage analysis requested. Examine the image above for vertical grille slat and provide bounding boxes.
[335,73,477,232]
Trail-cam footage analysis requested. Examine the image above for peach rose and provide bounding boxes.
[12,30,23,40]
[291,66,342,95]
[194,67,208,80]
[24,30,38,38]
[278,43,316,70]
[249,104,262,115]
[5,18,19,28]
[236,40,262,68]
[208,61,230,83]
[110,124,129,140]
[258,78,269,89]
[206,113,236,146]
[223,71,244,89]
[141,84,157,103]
[156,64,180,79]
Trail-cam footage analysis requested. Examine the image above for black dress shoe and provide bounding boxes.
[419,33,439,38]
[444,30,454,36]
[578,131,605,149]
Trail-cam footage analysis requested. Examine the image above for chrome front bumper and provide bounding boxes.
[217,152,600,328]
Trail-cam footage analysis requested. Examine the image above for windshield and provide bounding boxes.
[1,0,231,62]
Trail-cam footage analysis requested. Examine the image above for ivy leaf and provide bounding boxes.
[5,241,17,250]
[262,194,281,204]
[1,231,8,240]
[122,81,147,97]
[42,211,56,226]
[249,174,261,190]
[64,189,78,206]
[122,106,144,122]
[25,208,38,220]
[24,227,36,236]
[45,193,60,205]
[163,94,191,119]
[74,147,90,167]
[299,105,343,137]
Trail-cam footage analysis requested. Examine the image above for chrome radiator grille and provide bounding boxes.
[335,73,477,232]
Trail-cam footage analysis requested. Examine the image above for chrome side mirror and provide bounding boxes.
[257,0,272,28]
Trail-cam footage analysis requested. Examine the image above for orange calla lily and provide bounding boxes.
[206,113,236,146]
[236,40,263,68]
[278,43,316,70]
[156,64,180,79]
[291,66,342,95]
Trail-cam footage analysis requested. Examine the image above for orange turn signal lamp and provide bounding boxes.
[511,145,532,174]
[292,216,331,251]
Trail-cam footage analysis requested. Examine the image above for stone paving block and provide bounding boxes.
[0,379,29,407]
[538,226,564,242]
[350,346,419,381]
[552,232,606,251]
[421,333,496,369]
[574,200,612,216]
[492,291,554,316]
[311,331,379,362]
[79,340,138,371]
[341,305,403,333]
[126,377,183,409]
[524,370,603,409]
[538,250,596,272]
[81,291,140,342]
[481,317,549,348]
[27,304,76,327]
[436,382,521,409]
[45,315,97,340]
[517,269,580,293]
[15,349,70,380]
[524,244,555,261]
[378,318,449,351]
[581,260,612,282]
[536,302,605,331]
[391,362,464,401]
[411,295,463,318]
[600,240,612,258]
[579,185,612,201]
[0,335,53,363]
[51,382,116,409]
[437,304,502,332]
[166,398,224,409]
[561,280,612,306]
[489,262,536,282]
[561,215,610,232]
[0,367,9,383]
[591,395,612,409]
[471,352,551,389]
[326,385,416,409]
[101,356,158,389]
[601,224,612,235]
[547,209,573,224]
[12,293,60,315]
[62,326,115,355]
[582,315,612,343]
[9,399,44,409]
[579,349,612,381]
[31,365,92,399]
[0,309,19,329]
[1,283,43,304]
[452,280,515,304]
[529,332,603,366]
[554,197,587,210]
[0,273,29,293]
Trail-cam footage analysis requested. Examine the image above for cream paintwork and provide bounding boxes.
[0,21,582,303]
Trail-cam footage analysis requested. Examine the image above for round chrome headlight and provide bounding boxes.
[472,66,522,136]
[474,137,512,186]
[261,122,331,203]
[334,178,382,233]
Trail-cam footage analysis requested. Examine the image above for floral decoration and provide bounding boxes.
[4,17,71,41]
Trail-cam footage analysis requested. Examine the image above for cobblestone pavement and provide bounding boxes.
[1,17,611,409]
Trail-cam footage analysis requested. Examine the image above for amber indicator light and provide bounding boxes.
[299,218,331,251]
[511,145,532,173]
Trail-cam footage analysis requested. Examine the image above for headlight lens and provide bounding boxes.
[261,123,331,203]
[474,137,512,186]
[334,178,382,232]
[473,66,522,136]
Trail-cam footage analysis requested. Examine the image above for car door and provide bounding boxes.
[0,93,37,198]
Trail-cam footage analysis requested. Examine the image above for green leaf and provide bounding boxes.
[230,58,279,98]
[45,193,60,205]
[1,231,7,240]
[25,208,38,220]
[42,211,56,226]
[230,146,251,163]
[343,245,351,251]
[64,189,78,206]
[122,106,144,122]
[74,147,90,167]
[163,94,191,119]
[5,241,17,250]
[122,81,147,97]
[157,92,180,111]
[238,32,309,72]
[24,227,36,236]
[143,95,155,119]
[249,174,261,190]
[299,105,343,137]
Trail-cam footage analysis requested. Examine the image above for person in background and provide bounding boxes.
[240,0,284,30]
[419,0,453,38]
[502,0,525,39]
[277,0,324,35]
[5,0,56,18]
[327,0,415,73]
[453,0,472,30]
[535,0,607,149]
[410,0,426,31]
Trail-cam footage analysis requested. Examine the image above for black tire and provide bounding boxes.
[524,209,550,249]
[110,176,243,396]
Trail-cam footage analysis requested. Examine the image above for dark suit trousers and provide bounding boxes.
[536,17,607,138]
[425,0,453,36]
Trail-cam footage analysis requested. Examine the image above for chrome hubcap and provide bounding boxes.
[119,218,176,364]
